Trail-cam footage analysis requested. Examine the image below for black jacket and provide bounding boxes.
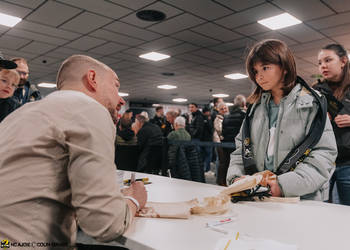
[0,98,19,122]
[189,110,204,140]
[222,105,245,143]
[13,81,41,105]
[314,80,350,165]
[168,144,205,182]
[150,115,172,136]
[137,122,163,173]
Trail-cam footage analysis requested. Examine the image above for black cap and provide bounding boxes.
[0,52,17,69]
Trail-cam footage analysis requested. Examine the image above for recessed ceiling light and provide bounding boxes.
[38,82,56,88]
[226,102,234,106]
[172,98,187,102]
[224,73,248,80]
[139,52,170,61]
[152,104,160,107]
[119,92,129,97]
[157,84,177,90]
[258,13,302,30]
[0,12,21,27]
[212,93,229,98]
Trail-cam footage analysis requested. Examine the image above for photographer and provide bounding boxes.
[314,44,350,205]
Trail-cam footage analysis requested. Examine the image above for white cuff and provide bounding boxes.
[124,196,140,211]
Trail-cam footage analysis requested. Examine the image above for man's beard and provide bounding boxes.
[18,78,27,87]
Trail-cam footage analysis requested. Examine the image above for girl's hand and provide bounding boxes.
[334,114,350,128]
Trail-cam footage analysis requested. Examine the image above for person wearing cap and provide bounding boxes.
[11,57,41,105]
[0,55,20,122]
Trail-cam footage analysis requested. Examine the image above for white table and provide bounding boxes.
[79,171,350,250]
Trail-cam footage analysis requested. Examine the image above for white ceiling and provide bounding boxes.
[1,0,350,104]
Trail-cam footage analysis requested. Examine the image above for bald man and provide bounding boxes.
[0,55,147,246]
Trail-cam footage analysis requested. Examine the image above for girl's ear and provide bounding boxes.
[340,56,348,69]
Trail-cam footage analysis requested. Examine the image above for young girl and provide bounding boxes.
[314,44,350,205]
[226,39,337,200]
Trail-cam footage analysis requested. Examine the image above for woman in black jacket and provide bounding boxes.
[314,43,350,205]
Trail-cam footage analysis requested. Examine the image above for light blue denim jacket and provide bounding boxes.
[227,84,338,200]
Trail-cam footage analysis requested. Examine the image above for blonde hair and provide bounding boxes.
[0,68,20,85]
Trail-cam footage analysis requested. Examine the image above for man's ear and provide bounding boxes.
[85,69,98,91]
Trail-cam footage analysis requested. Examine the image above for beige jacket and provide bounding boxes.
[0,90,131,247]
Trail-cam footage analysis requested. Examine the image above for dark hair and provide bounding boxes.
[120,117,132,130]
[246,39,297,103]
[321,44,350,100]
[125,109,132,113]
[202,107,210,113]
[155,106,163,112]
[213,98,222,105]
[189,103,198,107]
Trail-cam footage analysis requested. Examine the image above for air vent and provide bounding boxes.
[136,10,166,22]
[162,72,175,76]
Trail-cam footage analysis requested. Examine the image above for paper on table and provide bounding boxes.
[215,237,298,250]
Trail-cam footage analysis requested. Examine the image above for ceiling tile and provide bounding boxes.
[147,13,205,35]
[66,36,106,50]
[52,47,83,55]
[26,1,82,26]
[20,41,57,54]
[215,3,283,29]
[174,53,212,64]
[7,28,68,45]
[120,1,183,28]
[279,24,325,43]
[234,23,270,36]
[104,21,161,40]
[108,0,156,10]
[322,0,350,12]
[320,23,350,37]
[163,0,232,20]
[89,42,128,55]
[190,49,231,61]
[0,34,31,50]
[213,0,265,11]
[252,31,298,46]
[158,43,199,56]
[191,23,242,42]
[289,38,333,53]
[16,20,81,40]
[138,37,182,51]
[273,0,334,21]
[60,12,112,34]
[90,29,144,46]
[171,30,221,47]
[333,34,350,48]
[57,0,132,19]
[0,1,32,18]
[6,0,45,9]
[210,38,255,52]
[1,48,37,60]
[307,12,350,29]
[97,56,123,65]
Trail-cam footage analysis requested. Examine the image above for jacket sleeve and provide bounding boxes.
[193,114,204,139]
[65,104,131,242]
[278,117,337,198]
[226,124,245,184]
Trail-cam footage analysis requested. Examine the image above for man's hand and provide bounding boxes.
[334,114,350,128]
[122,181,147,208]
[266,178,282,197]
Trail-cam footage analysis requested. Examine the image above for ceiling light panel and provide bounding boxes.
[224,73,248,80]
[139,52,170,61]
[258,13,302,30]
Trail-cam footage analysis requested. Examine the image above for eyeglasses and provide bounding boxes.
[17,70,29,77]
[0,78,18,89]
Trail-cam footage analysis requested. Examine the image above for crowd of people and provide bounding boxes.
[0,38,349,246]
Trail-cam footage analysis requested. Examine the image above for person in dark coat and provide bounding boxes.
[135,114,163,174]
[150,106,171,136]
[11,58,41,105]
[217,95,246,185]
